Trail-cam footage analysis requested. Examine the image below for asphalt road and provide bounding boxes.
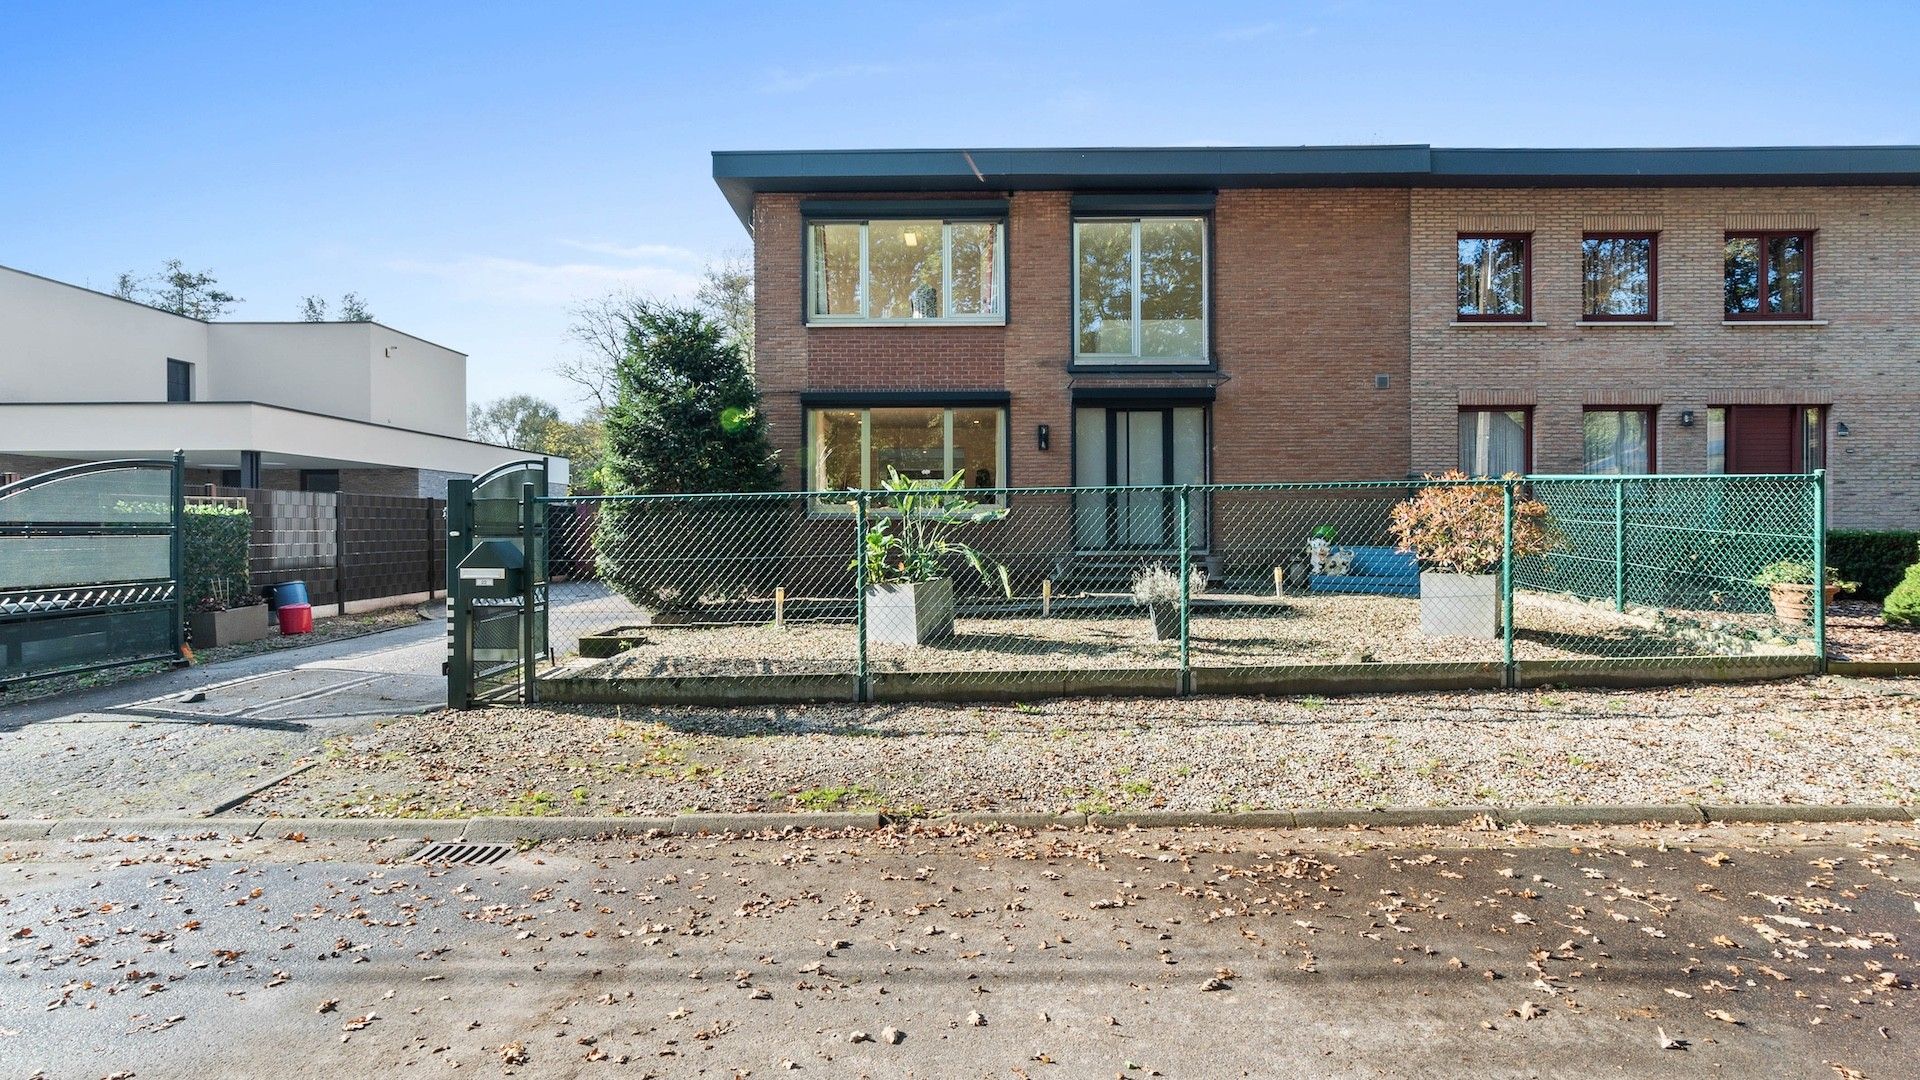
[3,821,1915,1078]
[0,615,447,820]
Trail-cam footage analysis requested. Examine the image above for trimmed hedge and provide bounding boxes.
[1885,563,1920,627]
[1827,530,1920,602]
[184,504,258,612]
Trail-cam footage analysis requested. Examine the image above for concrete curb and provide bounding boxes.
[1701,803,1913,824]
[5,804,1912,846]
[201,760,320,817]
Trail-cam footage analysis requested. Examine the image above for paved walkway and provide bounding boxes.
[0,613,447,820]
[1,821,1914,1078]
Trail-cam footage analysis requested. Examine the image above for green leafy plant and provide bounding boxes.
[1310,524,1338,544]
[1883,563,1920,627]
[1828,530,1920,601]
[854,468,1010,594]
[1751,559,1855,591]
[1388,471,1562,574]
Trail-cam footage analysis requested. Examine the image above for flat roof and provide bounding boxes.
[712,144,1920,228]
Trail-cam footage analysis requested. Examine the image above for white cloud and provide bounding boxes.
[1216,21,1282,41]
[558,239,703,262]
[389,254,702,306]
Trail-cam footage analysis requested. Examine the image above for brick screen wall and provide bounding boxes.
[1409,185,1920,528]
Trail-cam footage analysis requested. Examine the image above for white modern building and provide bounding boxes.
[0,263,565,495]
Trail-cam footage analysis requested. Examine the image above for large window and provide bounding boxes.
[1457,235,1531,321]
[166,358,194,402]
[808,405,1007,508]
[1724,232,1811,318]
[1582,234,1657,320]
[1458,408,1531,475]
[1582,409,1655,473]
[807,219,1004,323]
[1074,218,1207,362]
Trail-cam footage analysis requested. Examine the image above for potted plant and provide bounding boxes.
[1388,472,1561,639]
[855,468,1010,646]
[1130,563,1205,642]
[1752,560,1854,624]
[183,503,269,647]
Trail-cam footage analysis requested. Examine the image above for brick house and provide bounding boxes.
[713,146,1920,537]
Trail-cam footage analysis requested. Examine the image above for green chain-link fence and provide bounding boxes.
[519,472,1825,704]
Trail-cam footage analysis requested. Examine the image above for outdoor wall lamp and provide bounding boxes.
[1678,410,1695,427]
[1836,422,1850,437]
[1036,424,1050,451]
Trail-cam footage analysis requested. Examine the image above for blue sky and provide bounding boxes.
[4,1,1915,417]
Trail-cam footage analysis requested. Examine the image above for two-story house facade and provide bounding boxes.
[715,146,1920,536]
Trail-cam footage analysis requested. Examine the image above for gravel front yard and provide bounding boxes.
[558,591,1806,679]
[237,675,1920,820]
[1827,600,1920,661]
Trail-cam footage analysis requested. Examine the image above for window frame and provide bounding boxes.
[1071,215,1211,366]
[1456,406,1534,475]
[1580,232,1659,322]
[803,218,1007,326]
[1723,230,1814,320]
[803,404,1011,515]
[1580,407,1658,474]
[165,358,194,403]
[1455,233,1533,323]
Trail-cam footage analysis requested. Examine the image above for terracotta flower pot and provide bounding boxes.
[1767,582,1840,625]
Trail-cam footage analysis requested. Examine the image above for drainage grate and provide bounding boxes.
[412,841,516,867]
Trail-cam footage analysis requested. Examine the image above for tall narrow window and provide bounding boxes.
[806,219,1004,323]
[1074,218,1207,362]
[1457,235,1531,321]
[1582,234,1656,320]
[1458,408,1531,475]
[166,359,194,402]
[1724,232,1812,318]
[1582,409,1655,474]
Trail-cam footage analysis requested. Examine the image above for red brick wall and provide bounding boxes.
[1212,189,1412,482]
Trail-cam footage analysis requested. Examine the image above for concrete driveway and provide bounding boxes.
[1,820,1914,1078]
[0,614,447,821]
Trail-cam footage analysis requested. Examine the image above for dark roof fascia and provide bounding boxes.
[713,145,1920,229]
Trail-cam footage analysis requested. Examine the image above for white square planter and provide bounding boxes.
[1418,571,1501,639]
[866,578,955,646]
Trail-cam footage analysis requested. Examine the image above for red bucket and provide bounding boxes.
[277,603,313,635]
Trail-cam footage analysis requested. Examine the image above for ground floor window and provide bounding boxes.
[1457,408,1531,475]
[1705,405,1825,474]
[807,405,1007,508]
[1582,408,1655,474]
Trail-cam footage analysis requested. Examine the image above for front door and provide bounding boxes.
[1073,406,1207,550]
[1723,405,1824,473]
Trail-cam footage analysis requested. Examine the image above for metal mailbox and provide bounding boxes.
[456,539,524,600]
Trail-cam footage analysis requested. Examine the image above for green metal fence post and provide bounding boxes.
[169,450,187,667]
[1812,468,1828,673]
[854,490,869,703]
[1176,486,1191,695]
[1501,478,1516,688]
[520,483,538,705]
[1612,478,1626,612]
[445,478,472,709]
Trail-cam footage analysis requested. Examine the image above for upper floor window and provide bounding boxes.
[1582,234,1657,320]
[1724,232,1811,318]
[807,219,1004,323]
[166,358,194,402]
[1074,217,1207,363]
[1457,235,1531,321]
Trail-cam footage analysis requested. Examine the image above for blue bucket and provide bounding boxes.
[269,581,309,608]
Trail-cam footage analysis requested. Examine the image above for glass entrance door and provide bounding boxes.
[1073,406,1207,550]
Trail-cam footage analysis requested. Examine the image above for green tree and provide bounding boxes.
[468,393,562,451]
[540,412,607,495]
[298,292,375,322]
[113,259,240,319]
[600,301,779,494]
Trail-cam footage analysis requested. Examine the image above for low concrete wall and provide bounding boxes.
[869,668,1182,702]
[538,672,858,706]
[1189,662,1503,696]
[1512,655,1817,689]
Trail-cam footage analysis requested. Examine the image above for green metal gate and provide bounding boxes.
[445,459,549,707]
[0,454,186,690]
